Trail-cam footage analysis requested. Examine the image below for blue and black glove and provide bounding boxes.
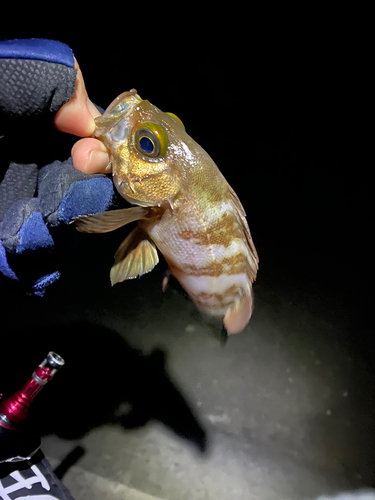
[0,39,114,295]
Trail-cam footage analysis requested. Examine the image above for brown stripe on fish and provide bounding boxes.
[170,268,252,315]
[177,210,243,248]
[188,284,241,309]
[179,252,251,277]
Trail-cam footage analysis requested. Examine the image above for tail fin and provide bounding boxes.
[223,289,253,334]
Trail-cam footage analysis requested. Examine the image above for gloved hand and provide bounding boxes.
[0,39,115,295]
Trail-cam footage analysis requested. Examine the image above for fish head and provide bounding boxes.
[94,89,204,208]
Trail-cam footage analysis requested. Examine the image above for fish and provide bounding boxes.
[75,89,259,334]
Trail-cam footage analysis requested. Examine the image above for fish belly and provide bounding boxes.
[145,200,254,319]
[170,269,251,317]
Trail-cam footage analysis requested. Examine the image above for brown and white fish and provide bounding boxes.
[75,89,259,334]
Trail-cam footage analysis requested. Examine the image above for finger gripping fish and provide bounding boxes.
[75,89,259,334]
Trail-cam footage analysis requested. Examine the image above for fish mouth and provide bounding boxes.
[94,89,143,138]
[113,174,154,207]
[101,89,141,118]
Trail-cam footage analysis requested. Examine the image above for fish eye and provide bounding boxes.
[134,122,168,157]
[166,112,185,130]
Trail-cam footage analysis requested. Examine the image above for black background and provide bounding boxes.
[1,14,374,488]
[1,15,372,346]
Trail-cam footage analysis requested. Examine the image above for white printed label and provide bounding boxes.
[0,464,59,500]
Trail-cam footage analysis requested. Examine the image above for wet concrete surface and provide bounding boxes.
[2,248,375,499]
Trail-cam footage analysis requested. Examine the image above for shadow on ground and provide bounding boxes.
[0,322,207,453]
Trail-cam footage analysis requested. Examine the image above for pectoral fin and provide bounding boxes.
[74,207,149,233]
[223,289,253,335]
[110,227,159,284]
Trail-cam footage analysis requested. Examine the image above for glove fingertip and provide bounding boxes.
[16,212,54,254]
[0,240,18,280]
[58,177,114,223]
[0,38,75,67]
[32,271,61,297]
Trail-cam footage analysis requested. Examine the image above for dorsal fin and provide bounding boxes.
[228,184,259,282]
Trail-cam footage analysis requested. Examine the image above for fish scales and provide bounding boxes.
[143,163,253,315]
[75,90,259,334]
